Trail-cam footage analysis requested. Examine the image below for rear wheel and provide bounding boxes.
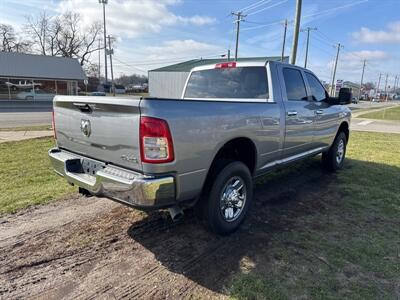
[200,161,253,235]
[322,131,347,171]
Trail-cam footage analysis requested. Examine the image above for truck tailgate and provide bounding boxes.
[53,96,142,172]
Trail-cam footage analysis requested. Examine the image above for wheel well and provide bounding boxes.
[337,122,349,143]
[209,138,257,175]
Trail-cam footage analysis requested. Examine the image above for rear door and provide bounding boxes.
[54,96,142,172]
[278,66,316,158]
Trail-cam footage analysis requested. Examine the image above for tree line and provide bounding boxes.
[1,11,101,67]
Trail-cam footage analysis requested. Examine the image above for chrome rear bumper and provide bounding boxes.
[48,148,175,208]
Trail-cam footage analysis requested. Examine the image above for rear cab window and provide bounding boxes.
[184,66,269,100]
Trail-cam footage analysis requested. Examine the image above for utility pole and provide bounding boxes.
[330,43,342,96]
[358,59,366,100]
[376,73,382,98]
[107,35,115,96]
[290,0,302,65]
[384,73,389,101]
[281,19,288,62]
[232,11,246,61]
[301,27,317,68]
[99,0,108,84]
[228,49,231,60]
[98,38,101,81]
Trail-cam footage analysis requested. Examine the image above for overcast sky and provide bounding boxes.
[1,0,399,86]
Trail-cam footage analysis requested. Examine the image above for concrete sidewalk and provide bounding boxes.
[0,130,53,143]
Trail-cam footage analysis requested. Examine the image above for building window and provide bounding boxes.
[0,78,10,101]
[32,80,57,101]
[7,79,35,100]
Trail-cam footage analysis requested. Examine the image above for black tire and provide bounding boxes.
[322,131,347,171]
[201,161,253,235]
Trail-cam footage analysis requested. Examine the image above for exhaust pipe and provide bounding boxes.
[79,187,92,197]
[168,206,184,222]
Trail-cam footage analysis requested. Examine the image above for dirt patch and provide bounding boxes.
[0,158,340,299]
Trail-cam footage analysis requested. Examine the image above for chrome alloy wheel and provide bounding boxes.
[220,176,247,222]
[336,139,345,164]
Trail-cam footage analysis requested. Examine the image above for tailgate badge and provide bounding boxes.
[80,119,91,137]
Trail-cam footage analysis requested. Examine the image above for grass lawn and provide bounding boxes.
[358,106,400,121]
[0,137,75,214]
[230,131,400,299]
[0,125,52,132]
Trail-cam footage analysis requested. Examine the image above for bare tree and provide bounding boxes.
[0,24,30,53]
[0,24,16,51]
[25,11,102,65]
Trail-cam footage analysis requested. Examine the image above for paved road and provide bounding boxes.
[0,112,52,128]
[0,100,52,112]
[351,118,400,134]
[348,100,398,111]
[0,100,52,128]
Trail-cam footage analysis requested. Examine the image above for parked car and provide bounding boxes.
[127,84,148,93]
[90,91,106,96]
[49,60,352,235]
[114,85,126,94]
[16,89,55,100]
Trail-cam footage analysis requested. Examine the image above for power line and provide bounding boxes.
[302,0,368,20]
[111,52,224,65]
[241,19,286,31]
[247,0,289,16]
[241,0,272,13]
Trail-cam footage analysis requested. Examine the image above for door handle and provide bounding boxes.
[315,109,324,115]
[287,111,297,116]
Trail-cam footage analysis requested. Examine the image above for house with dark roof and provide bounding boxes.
[0,52,87,101]
[148,56,288,99]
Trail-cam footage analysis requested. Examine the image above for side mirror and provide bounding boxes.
[338,87,352,104]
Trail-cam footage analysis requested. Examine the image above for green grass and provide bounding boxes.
[0,137,75,214]
[0,125,52,132]
[230,131,400,300]
[358,106,400,121]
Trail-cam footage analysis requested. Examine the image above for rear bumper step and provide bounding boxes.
[48,148,176,209]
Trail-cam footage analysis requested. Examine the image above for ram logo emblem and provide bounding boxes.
[80,119,91,137]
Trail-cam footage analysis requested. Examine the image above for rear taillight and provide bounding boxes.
[140,116,174,163]
[215,62,236,69]
[52,109,56,139]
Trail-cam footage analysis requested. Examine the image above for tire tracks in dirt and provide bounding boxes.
[1,158,337,299]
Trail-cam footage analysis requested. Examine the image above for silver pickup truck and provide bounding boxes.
[49,60,351,235]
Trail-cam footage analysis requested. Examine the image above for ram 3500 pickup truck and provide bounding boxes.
[49,60,352,235]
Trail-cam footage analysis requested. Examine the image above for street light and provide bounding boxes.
[99,0,108,84]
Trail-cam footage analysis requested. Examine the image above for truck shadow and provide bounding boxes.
[126,157,399,294]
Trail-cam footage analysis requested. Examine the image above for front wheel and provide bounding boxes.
[202,161,253,235]
[322,131,347,171]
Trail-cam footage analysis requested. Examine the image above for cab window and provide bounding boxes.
[305,72,327,101]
